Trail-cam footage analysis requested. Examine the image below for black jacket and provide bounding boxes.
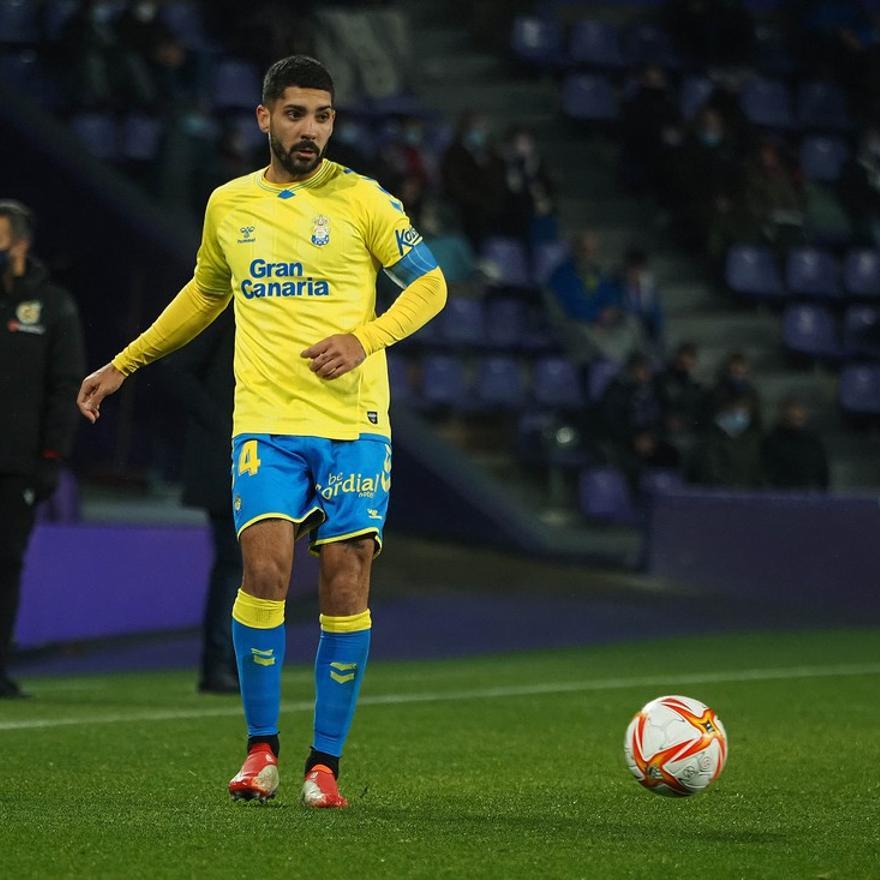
[0,259,85,476]
[162,309,235,515]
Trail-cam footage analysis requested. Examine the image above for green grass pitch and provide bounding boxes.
[1,628,878,879]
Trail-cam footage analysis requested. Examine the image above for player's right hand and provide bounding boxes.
[76,363,126,424]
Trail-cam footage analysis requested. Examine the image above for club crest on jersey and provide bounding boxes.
[310,215,330,247]
[16,301,42,325]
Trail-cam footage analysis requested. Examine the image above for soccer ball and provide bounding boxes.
[624,695,728,797]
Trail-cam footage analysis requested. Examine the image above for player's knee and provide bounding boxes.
[242,555,288,599]
[320,538,373,606]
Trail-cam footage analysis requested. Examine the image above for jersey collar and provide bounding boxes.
[256,160,333,195]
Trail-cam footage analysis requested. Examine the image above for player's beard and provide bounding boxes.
[270,134,323,177]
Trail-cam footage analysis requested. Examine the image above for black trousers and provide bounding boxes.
[200,512,243,681]
[0,475,37,676]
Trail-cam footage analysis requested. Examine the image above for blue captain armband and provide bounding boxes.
[384,242,439,289]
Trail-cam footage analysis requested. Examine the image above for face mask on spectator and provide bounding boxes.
[699,130,722,147]
[464,128,487,151]
[404,126,423,147]
[716,409,751,437]
[134,2,158,22]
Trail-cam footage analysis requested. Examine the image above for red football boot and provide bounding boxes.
[301,764,349,809]
[228,743,279,802]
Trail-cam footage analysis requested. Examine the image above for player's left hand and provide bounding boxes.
[301,333,366,380]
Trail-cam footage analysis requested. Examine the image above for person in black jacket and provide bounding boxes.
[163,309,240,694]
[0,200,85,698]
[763,397,830,491]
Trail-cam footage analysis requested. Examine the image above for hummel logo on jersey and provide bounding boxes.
[238,225,256,243]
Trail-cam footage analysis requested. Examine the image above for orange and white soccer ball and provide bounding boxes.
[624,695,728,797]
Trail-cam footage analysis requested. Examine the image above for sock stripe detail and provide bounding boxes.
[232,589,285,629]
[319,609,372,633]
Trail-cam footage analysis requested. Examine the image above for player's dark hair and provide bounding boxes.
[262,55,335,105]
[0,199,34,241]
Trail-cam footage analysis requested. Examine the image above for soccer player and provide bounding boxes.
[76,56,447,807]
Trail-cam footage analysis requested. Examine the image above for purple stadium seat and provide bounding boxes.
[120,114,163,162]
[485,298,526,349]
[0,0,38,43]
[481,237,532,288]
[474,356,526,409]
[561,74,619,122]
[532,240,568,284]
[843,250,880,298]
[568,20,625,68]
[799,136,849,182]
[588,359,621,402]
[725,245,785,300]
[70,113,118,161]
[511,16,562,66]
[437,297,484,347]
[740,77,794,129]
[213,59,262,110]
[623,24,680,68]
[532,356,585,409]
[420,354,467,408]
[843,306,880,360]
[840,364,880,415]
[680,76,713,120]
[578,466,636,523]
[521,307,558,353]
[781,304,841,359]
[160,1,212,51]
[785,247,841,299]
[640,468,684,496]
[796,81,852,131]
[44,0,78,40]
[386,354,414,403]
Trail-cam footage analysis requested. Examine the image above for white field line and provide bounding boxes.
[0,661,878,732]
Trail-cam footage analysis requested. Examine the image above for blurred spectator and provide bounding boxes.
[619,66,682,198]
[383,116,433,226]
[657,342,706,453]
[600,352,679,486]
[763,397,830,491]
[612,248,665,349]
[0,201,85,698]
[546,231,644,363]
[419,200,480,290]
[687,395,764,488]
[839,126,880,246]
[441,112,510,247]
[500,126,556,245]
[744,139,806,248]
[163,310,240,695]
[706,352,763,428]
[663,0,754,69]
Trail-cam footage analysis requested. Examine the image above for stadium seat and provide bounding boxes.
[484,297,526,349]
[481,237,532,289]
[839,364,880,415]
[843,306,880,360]
[0,0,39,43]
[213,59,262,110]
[785,247,841,299]
[120,114,163,162]
[680,76,713,120]
[725,245,785,300]
[474,356,527,410]
[161,1,212,51]
[561,74,619,122]
[532,356,585,409]
[843,249,880,298]
[386,354,414,403]
[520,307,558,353]
[44,0,78,40]
[578,466,636,523]
[568,20,625,68]
[796,81,852,131]
[511,16,562,67]
[740,77,794,129]
[437,297,484,347]
[623,23,681,68]
[588,359,621,402]
[640,468,684,496]
[70,113,118,161]
[420,354,467,408]
[781,304,842,360]
[799,136,849,182]
[532,240,569,285]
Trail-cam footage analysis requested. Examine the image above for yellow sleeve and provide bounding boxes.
[111,279,231,375]
[351,267,447,356]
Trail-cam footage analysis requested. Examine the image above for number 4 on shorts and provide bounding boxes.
[238,439,262,476]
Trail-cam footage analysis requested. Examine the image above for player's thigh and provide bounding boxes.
[318,537,375,616]
[239,518,295,601]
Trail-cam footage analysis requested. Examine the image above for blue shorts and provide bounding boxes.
[231,433,391,555]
